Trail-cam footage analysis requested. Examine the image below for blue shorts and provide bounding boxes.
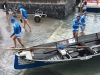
[73,29,79,32]
[82,24,86,26]
[23,16,28,20]
[81,26,85,31]
[16,33,21,38]
[6,9,9,14]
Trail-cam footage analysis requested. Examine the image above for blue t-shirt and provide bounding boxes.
[20,8,28,18]
[72,19,81,30]
[82,5,87,10]
[11,22,21,36]
[81,15,86,26]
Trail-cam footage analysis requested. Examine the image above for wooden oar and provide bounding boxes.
[1,46,56,50]
[1,46,89,50]
[43,46,89,54]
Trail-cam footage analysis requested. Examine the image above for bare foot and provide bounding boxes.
[82,32,85,35]
[80,32,83,34]
[23,26,25,28]
[80,32,85,35]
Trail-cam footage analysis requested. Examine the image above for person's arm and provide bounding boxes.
[72,20,76,26]
[81,16,86,25]
[11,26,16,37]
[79,20,82,27]
[20,9,23,19]
[20,12,23,19]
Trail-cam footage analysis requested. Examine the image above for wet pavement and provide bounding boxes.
[1,8,100,75]
[0,9,62,75]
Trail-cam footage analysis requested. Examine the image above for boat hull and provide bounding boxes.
[14,54,100,69]
[86,8,100,12]
[14,55,61,69]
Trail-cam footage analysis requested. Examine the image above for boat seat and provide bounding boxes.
[79,42,96,54]
[18,51,33,60]
[24,51,33,60]
[16,51,33,60]
[70,52,79,58]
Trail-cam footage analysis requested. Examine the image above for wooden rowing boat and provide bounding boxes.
[14,32,100,69]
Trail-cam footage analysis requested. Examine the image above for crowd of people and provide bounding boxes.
[2,0,98,48]
[3,0,88,48]
[72,0,89,38]
[72,11,87,38]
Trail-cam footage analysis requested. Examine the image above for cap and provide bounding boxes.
[76,15,81,18]
[18,5,22,8]
[10,17,16,22]
[83,11,88,14]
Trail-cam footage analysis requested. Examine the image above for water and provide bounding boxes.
[19,11,100,75]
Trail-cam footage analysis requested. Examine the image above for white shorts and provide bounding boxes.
[16,33,21,38]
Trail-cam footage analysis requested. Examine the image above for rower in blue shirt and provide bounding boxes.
[82,1,87,12]
[72,15,81,37]
[10,17,25,48]
[80,11,87,34]
[18,5,32,31]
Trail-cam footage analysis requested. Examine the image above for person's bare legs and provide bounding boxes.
[73,32,78,38]
[97,0,99,5]
[24,19,32,31]
[73,32,76,38]
[82,26,85,34]
[17,38,25,47]
[6,14,10,19]
[80,26,85,34]
[23,20,26,28]
[75,32,78,37]
[13,35,17,48]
